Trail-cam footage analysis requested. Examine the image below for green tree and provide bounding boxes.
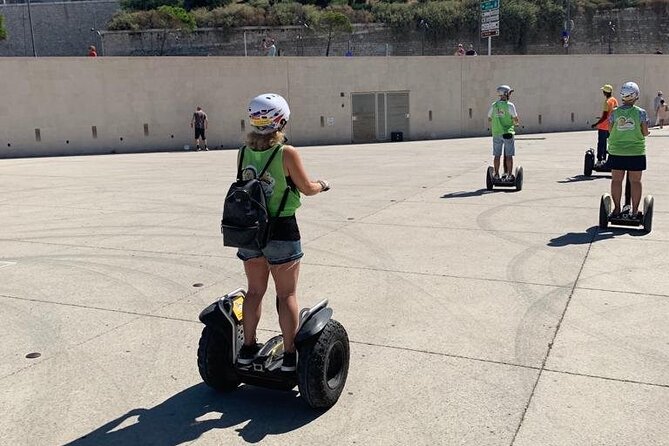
[317,10,352,56]
[155,6,196,54]
[0,14,7,41]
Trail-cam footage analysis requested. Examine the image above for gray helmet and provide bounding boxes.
[496,85,514,96]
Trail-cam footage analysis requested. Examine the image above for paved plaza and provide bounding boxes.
[1,129,668,445]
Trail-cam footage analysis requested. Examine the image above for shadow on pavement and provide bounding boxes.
[441,189,515,198]
[557,175,611,183]
[548,226,646,246]
[64,383,323,446]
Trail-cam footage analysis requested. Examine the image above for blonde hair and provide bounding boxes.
[245,131,285,150]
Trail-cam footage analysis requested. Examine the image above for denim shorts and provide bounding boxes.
[237,239,304,265]
[492,135,515,156]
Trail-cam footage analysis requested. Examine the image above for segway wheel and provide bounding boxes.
[643,195,654,234]
[599,194,611,230]
[297,319,350,409]
[514,166,524,191]
[197,326,240,392]
[584,151,594,177]
[486,166,494,191]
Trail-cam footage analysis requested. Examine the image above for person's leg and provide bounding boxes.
[628,170,643,216]
[492,136,502,178]
[241,257,270,346]
[203,137,208,150]
[660,118,665,129]
[270,260,300,353]
[504,137,515,177]
[596,130,608,161]
[611,169,625,215]
[505,155,514,176]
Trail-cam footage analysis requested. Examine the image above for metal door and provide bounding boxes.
[351,93,376,144]
[386,92,410,139]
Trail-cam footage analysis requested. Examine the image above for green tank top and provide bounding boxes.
[491,101,515,136]
[240,144,301,217]
[608,106,645,156]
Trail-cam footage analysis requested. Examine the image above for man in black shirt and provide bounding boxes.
[191,106,208,151]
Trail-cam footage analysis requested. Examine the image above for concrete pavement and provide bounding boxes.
[1,129,668,445]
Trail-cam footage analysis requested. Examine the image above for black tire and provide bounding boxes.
[599,194,610,230]
[486,166,494,191]
[515,166,524,192]
[643,195,654,234]
[297,320,350,409]
[584,151,594,176]
[197,326,240,392]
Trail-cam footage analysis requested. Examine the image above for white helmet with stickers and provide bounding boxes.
[620,81,640,102]
[496,85,514,97]
[248,93,291,134]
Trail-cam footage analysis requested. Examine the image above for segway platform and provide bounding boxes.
[198,289,350,408]
[584,149,611,176]
[599,193,654,234]
[486,166,524,191]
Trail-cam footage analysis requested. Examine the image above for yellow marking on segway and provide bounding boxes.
[231,294,244,322]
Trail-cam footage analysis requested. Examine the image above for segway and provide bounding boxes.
[197,289,350,409]
[486,165,523,191]
[583,148,611,176]
[599,175,654,234]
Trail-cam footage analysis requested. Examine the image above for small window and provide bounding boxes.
[144,123,149,136]
[92,126,98,139]
[35,129,41,142]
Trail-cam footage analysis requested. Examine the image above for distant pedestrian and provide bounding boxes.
[658,99,668,129]
[653,91,664,127]
[87,45,97,57]
[263,38,277,57]
[465,44,477,56]
[454,43,465,56]
[191,106,208,151]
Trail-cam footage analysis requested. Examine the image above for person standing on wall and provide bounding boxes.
[191,106,208,151]
[590,84,618,163]
[262,38,277,57]
[454,43,465,56]
[653,91,664,127]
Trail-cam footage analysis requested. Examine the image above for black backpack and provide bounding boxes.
[221,145,290,250]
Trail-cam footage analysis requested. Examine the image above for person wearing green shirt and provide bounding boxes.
[488,85,521,180]
[606,81,650,218]
[235,93,330,372]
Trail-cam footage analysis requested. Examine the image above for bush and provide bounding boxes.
[108,6,196,30]
[0,14,7,41]
[121,0,182,11]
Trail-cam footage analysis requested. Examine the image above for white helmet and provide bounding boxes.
[620,82,640,102]
[496,85,514,97]
[248,93,290,134]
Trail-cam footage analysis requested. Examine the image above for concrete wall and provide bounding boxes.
[1,55,668,158]
[0,1,119,57]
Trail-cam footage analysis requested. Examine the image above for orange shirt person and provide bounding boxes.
[590,84,618,162]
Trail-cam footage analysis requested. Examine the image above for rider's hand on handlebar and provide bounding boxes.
[317,180,330,192]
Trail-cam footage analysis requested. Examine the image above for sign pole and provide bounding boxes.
[488,36,491,56]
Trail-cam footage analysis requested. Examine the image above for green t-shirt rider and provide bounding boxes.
[488,85,521,180]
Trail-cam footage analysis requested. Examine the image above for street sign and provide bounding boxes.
[482,10,499,20]
[481,21,500,31]
[480,0,500,39]
[480,0,499,11]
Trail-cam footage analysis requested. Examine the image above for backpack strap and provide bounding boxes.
[274,187,291,218]
[236,146,246,181]
[258,144,283,178]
